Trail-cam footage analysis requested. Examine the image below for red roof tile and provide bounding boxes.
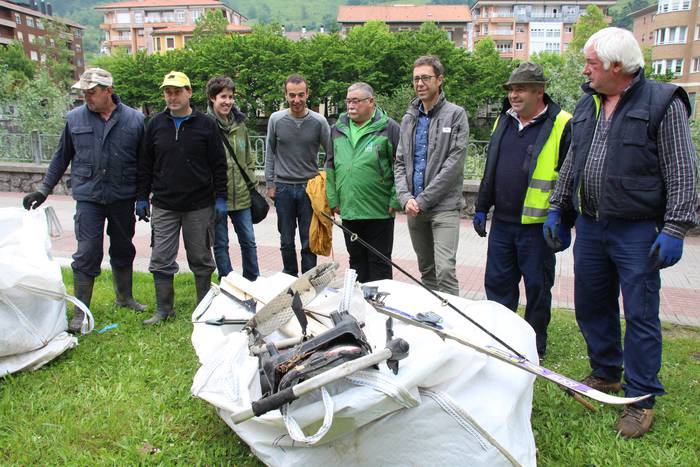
[337,5,471,23]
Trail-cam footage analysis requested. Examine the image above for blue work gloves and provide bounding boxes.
[649,232,684,269]
[135,199,150,222]
[215,198,228,223]
[543,211,571,252]
[473,211,487,237]
[22,191,47,210]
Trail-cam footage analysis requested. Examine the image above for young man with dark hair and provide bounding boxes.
[265,74,331,276]
[136,71,228,325]
[206,75,260,282]
[394,55,469,295]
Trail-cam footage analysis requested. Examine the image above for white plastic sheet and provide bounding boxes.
[0,207,92,376]
[191,272,537,466]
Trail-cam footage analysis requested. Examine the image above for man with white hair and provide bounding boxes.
[547,27,698,438]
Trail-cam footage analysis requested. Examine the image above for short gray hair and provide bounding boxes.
[584,27,644,74]
[347,82,374,97]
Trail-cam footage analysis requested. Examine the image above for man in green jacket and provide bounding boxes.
[206,76,260,281]
[326,82,401,283]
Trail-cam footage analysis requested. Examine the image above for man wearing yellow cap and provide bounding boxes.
[22,67,146,333]
[137,71,228,325]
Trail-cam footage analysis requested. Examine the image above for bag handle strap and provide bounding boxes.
[220,131,256,190]
[281,386,334,444]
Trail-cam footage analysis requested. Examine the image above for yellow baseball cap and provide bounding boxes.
[160,71,191,88]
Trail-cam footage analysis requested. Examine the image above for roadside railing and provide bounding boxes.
[0,132,490,180]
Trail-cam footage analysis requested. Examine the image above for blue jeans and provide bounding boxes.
[484,218,555,356]
[72,199,136,278]
[274,182,316,276]
[574,215,663,408]
[213,208,260,281]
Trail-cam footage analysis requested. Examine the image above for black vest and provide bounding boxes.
[570,73,690,220]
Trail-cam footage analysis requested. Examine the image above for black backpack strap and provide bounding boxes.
[220,131,255,189]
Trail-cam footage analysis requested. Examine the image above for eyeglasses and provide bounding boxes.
[412,75,436,84]
[345,97,371,105]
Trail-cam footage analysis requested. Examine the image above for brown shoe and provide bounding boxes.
[580,374,622,394]
[617,405,654,438]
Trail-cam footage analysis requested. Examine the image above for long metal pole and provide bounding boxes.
[322,211,527,360]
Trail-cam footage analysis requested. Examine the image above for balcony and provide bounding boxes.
[0,18,17,28]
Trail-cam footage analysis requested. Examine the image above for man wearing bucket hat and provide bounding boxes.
[136,71,228,325]
[22,67,147,333]
[474,61,573,359]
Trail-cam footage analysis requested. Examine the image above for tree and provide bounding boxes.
[34,21,75,89]
[375,84,414,121]
[0,41,35,90]
[192,9,228,43]
[531,51,585,113]
[570,5,608,52]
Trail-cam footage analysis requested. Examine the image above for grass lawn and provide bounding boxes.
[1,269,698,465]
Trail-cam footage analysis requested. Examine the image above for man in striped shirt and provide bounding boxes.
[546,28,698,438]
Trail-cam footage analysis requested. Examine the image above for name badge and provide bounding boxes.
[442,127,451,133]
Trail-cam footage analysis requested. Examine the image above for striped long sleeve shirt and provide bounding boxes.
[550,96,698,238]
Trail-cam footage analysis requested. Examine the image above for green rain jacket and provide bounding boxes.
[326,107,401,220]
[208,105,256,211]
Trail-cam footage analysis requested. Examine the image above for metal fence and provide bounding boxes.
[0,132,490,180]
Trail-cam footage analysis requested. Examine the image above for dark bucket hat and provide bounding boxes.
[503,62,549,90]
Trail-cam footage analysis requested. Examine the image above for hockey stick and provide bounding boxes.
[371,302,649,406]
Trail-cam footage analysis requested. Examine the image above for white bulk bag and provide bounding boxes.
[191,272,537,466]
[0,207,93,376]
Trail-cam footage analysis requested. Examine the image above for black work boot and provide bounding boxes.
[143,273,175,325]
[194,274,212,305]
[69,272,94,334]
[112,266,146,312]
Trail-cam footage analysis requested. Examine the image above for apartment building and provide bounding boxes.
[96,0,249,56]
[631,0,700,117]
[0,0,85,80]
[337,4,472,48]
[471,0,614,59]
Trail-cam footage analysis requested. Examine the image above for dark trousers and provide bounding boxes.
[574,215,663,408]
[214,207,260,281]
[72,199,136,278]
[484,218,554,355]
[274,182,316,276]
[342,218,394,283]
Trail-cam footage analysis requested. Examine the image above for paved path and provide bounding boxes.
[2,191,699,326]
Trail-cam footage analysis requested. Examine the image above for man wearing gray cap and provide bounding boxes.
[22,67,146,333]
[474,62,573,359]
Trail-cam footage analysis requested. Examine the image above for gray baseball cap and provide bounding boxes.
[72,68,113,90]
[503,62,548,90]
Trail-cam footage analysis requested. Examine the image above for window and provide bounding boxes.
[30,50,38,61]
[50,38,55,46]
[658,0,691,12]
[653,58,684,75]
[516,42,524,50]
[696,24,700,40]
[76,44,81,52]
[40,54,46,63]
[176,10,186,22]
[166,36,175,49]
[36,20,44,30]
[146,12,161,23]
[28,33,35,43]
[545,42,560,52]
[162,11,175,22]
[26,16,34,28]
[14,13,21,24]
[116,12,130,24]
[154,37,161,52]
[74,29,82,38]
[192,9,203,21]
[564,26,572,33]
[134,12,143,24]
[692,57,700,73]
[184,35,192,45]
[655,26,688,44]
[515,24,525,33]
[16,31,23,41]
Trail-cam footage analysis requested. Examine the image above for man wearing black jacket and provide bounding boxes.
[136,71,228,325]
[474,62,572,359]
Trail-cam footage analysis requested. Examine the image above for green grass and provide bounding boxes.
[1,269,698,465]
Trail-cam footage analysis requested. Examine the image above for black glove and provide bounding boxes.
[23,191,47,210]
